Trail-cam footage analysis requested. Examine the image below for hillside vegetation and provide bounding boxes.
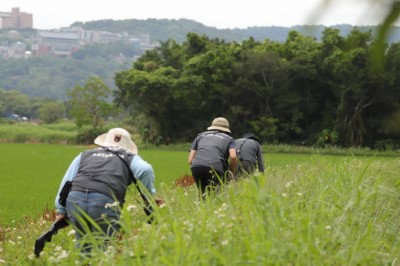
[3,20,400,100]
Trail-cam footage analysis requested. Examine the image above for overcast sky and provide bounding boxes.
[0,0,395,30]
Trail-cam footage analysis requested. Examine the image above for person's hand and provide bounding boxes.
[155,198,165,206]
[55,213,66,221]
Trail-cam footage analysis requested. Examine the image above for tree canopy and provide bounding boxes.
[114,30,400,149]
[67,76,114,128]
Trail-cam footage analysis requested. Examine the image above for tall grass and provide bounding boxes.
[1,156,399,265]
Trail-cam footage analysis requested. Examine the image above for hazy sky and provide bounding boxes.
[0,0,394,30]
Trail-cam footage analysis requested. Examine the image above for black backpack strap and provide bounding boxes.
[237,138,249,159]
[105,148,153,223]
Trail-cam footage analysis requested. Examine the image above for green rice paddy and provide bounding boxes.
[0,143,399,265]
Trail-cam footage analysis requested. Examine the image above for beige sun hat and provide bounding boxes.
[207,117,231,133]
[94,128,138,154]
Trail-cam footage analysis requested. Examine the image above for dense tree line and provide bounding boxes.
[0,88,65,123]
[114,30,400,149]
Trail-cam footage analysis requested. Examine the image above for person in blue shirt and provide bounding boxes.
[54,128,164,252]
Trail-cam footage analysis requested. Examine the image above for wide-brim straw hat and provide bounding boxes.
[94,128,138,154]
[207,117,231,133]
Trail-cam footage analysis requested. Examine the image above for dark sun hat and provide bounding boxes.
[243,133,260,142]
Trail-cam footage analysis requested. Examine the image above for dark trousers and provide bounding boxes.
[191,166,224,198]
[238,160,256,176]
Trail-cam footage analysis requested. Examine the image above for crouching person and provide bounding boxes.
[235,133,265,177]
[54,128,164,253]
[188,117,238,199]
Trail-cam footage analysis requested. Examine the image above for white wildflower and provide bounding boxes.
[325,225,332,230]
[104,245,116,256]
[67,229,76,236]
[285,182,292,188]
[183,220,193,231]
[105,201,120,208]
[50,250,69,263]
[296,192,303,196]
[221,240,229,246]
[282,193,288,197]
[59,250,69,259]
[127,205,137,211]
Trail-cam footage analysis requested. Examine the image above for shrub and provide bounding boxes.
[374,139,400,151]
[75,127,108,144]
[314,129,338,148]
[14,133,29,143]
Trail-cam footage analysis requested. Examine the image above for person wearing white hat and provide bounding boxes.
[54,128,164,252]
[188,117,238,198]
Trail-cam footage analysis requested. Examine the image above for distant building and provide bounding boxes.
[10,41,27,58]
[0,7,33,29]
[33,31,80,57]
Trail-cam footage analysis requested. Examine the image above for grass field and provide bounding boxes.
[0,143,399,265]
[0,144,191,226]
[0,143,359,225]
[0,143,397,225]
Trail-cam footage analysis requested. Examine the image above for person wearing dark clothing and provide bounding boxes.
[188,117,238,198]
[54,128,164,253]
[235,133,265,176]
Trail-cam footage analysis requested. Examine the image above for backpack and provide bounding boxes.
[236,138,249,160]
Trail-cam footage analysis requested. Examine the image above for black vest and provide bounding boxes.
[72,148,134,205]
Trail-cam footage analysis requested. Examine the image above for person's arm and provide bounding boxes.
[228,148,238,175]
[55,154,81,214]
[130,155,156,196]
[188,150,196,165]
[130,155,165,206]
[188,140,198,165]
[257,144,265,173]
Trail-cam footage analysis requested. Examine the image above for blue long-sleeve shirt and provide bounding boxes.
[55,152,156,214]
